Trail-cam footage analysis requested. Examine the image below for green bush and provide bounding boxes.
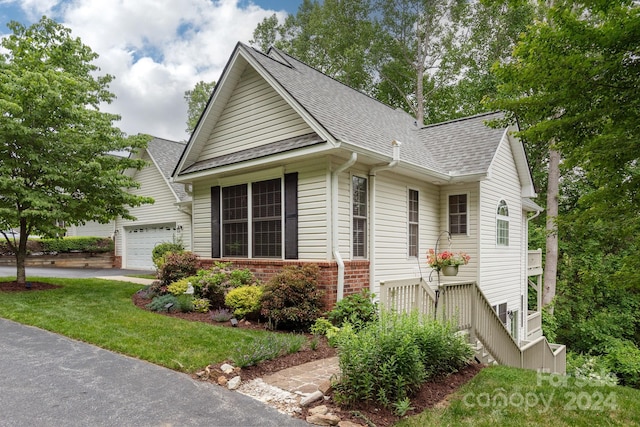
[225,285,263,319]
[605,339,640,388]
[192,298,211,313]
[328,289,378,329]
[152,241,184,269]
[146,294,178,312]
[0,237,114,255]
[167,277,192,296]
[310,317,341,346]
[229,335,306,368]
[333,310,472,409]
[191,263,258,308]
[567,352,618,386]
[175,294,194,313]
[157,251,198,286]
[260,264,324,331]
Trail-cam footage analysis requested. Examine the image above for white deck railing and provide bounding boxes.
[527,311,543,340]
[528,249,543,276]
[379,277,566,374]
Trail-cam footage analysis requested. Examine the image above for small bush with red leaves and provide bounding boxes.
[157,251,198,286]
[260,264,324,331]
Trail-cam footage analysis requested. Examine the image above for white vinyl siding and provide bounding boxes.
[440,185,479,284]
[116,151,191,265]
[198,68,314,161]
[66,221,114,237]
[370,173,439,295]
[297,159,330,260]
[479,134,524,338]
[191,182,212,257]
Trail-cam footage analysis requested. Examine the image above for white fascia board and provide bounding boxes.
[173,142,333,183]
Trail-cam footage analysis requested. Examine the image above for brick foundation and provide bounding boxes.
[197,258,370,309]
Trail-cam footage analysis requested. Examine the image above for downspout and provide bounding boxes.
[333,152,358,302]
[368,141,402,295]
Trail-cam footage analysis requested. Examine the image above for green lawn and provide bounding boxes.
[0,277,273,372]
[397,365,640,426]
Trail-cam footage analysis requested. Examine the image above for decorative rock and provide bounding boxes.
[227,376,241,390]
[217,376,228,386]
[306,413,340,426]
[195,371,205,378]
[318,379,333,395]
[338,421,365,427]
[220,363,234,374]
[300,390,324,407]
[309,405,328,415]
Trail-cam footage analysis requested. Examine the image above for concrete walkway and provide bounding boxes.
[0,318,307,427]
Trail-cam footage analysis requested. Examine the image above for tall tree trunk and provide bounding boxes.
[15,218,28,285]
[542,147,560,313]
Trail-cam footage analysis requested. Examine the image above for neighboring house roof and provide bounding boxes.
[144,137,190,202]
[175,43,532,192]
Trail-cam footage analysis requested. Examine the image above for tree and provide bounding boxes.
[0,17,152,285]
[489,0,640,313]
[251,0,377,92]
[184,80,216,134]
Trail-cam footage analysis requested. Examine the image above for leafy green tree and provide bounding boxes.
[489,0,640,316]
[184,80,216,134]
[251,0,377,92]
[0,17,152,284]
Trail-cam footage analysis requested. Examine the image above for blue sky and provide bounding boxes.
[0,0,303,141]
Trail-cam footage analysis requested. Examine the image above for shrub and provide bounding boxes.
[0,237,114,255]
[152,241,184,269]
[229,334,306,368]
[333,310,472,409]
[167,277,193,296]
[211,308,234,322]
[310,317,341,346]
[225,285,264,319]
[260,264,324,331]
[157,251,198,286]
[567,353,618,386]
[146,294,178,312]
[175,294,194,313]
[192,298,211,313]
[328,289,378,329]
[605,339,640,388]
[192,263,258,308]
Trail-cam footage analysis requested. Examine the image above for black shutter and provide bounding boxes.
[211,186,221,258]
[284,173,298,259]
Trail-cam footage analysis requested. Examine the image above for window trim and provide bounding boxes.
[448,193,469,236]
[408,188,419,258]
[493,302,508,326]
[496,199,510,247]
[352,175,368,258]
[216,176,287,259]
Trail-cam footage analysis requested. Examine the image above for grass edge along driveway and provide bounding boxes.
[0,277,272,372]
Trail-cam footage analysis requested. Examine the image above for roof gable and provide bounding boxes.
[143,137,189,202]
[175,42,532,187]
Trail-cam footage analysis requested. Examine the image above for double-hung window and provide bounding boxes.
[352,176,367,258]
[449,194,467,235]
[408,189,419,257]
[214,174,297,259]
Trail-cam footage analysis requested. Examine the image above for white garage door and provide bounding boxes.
[124,223,177,270]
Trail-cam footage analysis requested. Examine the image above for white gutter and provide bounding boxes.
[332,152,358,301]
[368,141,402,295]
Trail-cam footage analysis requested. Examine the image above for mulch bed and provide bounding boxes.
[0,281,62,292]
[132,291,484,426]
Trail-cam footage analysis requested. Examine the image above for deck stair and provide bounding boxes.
[379,278,566,374]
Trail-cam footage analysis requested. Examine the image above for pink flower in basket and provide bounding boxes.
[427,248,470,270]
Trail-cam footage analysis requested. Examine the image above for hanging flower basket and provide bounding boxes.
[441,265,459,276]
[427,249,470,274]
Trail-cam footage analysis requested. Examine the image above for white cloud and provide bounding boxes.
[13,0,287,141]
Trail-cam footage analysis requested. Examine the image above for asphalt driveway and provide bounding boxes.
[0,318,306,427]
[0,266,154,279]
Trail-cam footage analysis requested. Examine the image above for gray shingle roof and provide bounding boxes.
[241,45,507,176]
[182,133,324,174]
[146,137,189,201]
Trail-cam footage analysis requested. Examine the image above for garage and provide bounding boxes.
[124,223,177,270]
